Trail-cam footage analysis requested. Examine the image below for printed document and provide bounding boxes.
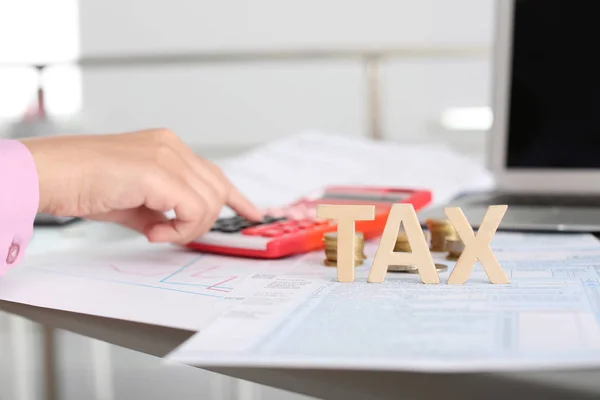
[0,237,306,330]
[167,232,600,372]
[217,130,494,214]
[0,130,494,331]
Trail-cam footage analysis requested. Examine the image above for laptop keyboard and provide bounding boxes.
[484,194,600,208]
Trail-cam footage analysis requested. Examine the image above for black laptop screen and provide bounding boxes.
[505,0,600,168]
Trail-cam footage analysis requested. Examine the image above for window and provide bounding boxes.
[440,106,492,131]
[0,0,80,121]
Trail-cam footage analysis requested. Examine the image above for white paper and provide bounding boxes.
[0,131,493,331]
[167,232,600,372]
[216,130,494,213]
[0,237,306,331]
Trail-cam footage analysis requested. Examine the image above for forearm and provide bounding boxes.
[0,139,39,276]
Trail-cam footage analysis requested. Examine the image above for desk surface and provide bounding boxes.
[2,221,600,400]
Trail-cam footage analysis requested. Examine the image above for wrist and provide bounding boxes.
[18,138,49,214]
[0,138,40,221]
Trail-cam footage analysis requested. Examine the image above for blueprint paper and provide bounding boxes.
[0,237,307,331]
[167,232,600,372]
[0,131,494,331]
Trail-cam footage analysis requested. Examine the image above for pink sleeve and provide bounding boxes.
[0,139,39,276]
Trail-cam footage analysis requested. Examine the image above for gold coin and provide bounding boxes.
[444,237,464,259]
[426,220,456,241]
[323,244,365,250]
[324,239,366,244]
[445,238,464,253]
[396,231,428,241]
[324,249,366,254]
[429,233,454,252]
[323,231,366,267]
[323,232,364,241]
[388,265,418,272]
[396,232,409,241]
[393,246,411,253]
[394,231,428,252]
[389,263,448,273]
[434,263,448,272]
[425,218,452,227]
[323,259,363,267]
[325,255,366,262]
[324,250,366,259]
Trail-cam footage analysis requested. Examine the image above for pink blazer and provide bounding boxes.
[0,139,39,276]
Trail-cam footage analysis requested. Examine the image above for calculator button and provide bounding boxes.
[281,225,299,233]
[266,222,288,230]
[238,220,258,229]
[220,225,243,233]
[295,219,315,229]
[263,216,287,224]
[241,226,268,236]
[240,229,263,236]
[260,228,284,237]
[238,216,287,236]
[211,215,284,233]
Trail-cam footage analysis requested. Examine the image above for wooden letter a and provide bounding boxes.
[368,204,439,284]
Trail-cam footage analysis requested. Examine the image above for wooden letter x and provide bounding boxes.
[317,204,375,283]
[444,205,509,284]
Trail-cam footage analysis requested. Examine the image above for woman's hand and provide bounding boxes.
[19,129,262,244]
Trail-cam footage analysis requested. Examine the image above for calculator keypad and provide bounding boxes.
[211,207,333,239]
[251,219,330,237]
[211,215,286,234]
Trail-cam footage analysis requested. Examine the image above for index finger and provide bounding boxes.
[203,162,263,221]
[226,185,263,221]
[164,135,263,221]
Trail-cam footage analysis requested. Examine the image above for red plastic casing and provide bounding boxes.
[185,186,432,259]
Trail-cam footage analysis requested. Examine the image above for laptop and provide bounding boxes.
[418,0,600,232]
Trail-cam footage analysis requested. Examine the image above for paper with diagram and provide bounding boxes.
[0,130,494,331]
[167,232,600,372]
[0,237,305,331]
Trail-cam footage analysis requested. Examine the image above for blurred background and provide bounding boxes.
[1,0,494,399]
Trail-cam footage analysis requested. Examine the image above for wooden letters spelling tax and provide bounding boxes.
[316,204,509,285]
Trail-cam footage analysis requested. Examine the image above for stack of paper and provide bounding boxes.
[216,131,494,211]
[0,237,308,330]
[0,131,494,331]
[166,232,600,373]
[11,131,587,374]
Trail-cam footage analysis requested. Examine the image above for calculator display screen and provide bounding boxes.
[320,191,410,203]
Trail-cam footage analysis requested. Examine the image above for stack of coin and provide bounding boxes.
[389,231,429,272]
[445,236,465,261]
[389,263,448,274]
[425,218,456,252]
[393,231,428,252]
[322,232,367,267]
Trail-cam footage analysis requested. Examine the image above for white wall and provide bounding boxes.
[1,0,495,156]
[79,0,493,53]
[75,0,495,155]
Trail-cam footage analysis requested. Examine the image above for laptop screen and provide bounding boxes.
[505,0,600,169]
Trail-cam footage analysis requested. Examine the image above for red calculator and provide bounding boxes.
[185,186,432,259]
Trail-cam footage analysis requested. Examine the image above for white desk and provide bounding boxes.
[2,221,600,400]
